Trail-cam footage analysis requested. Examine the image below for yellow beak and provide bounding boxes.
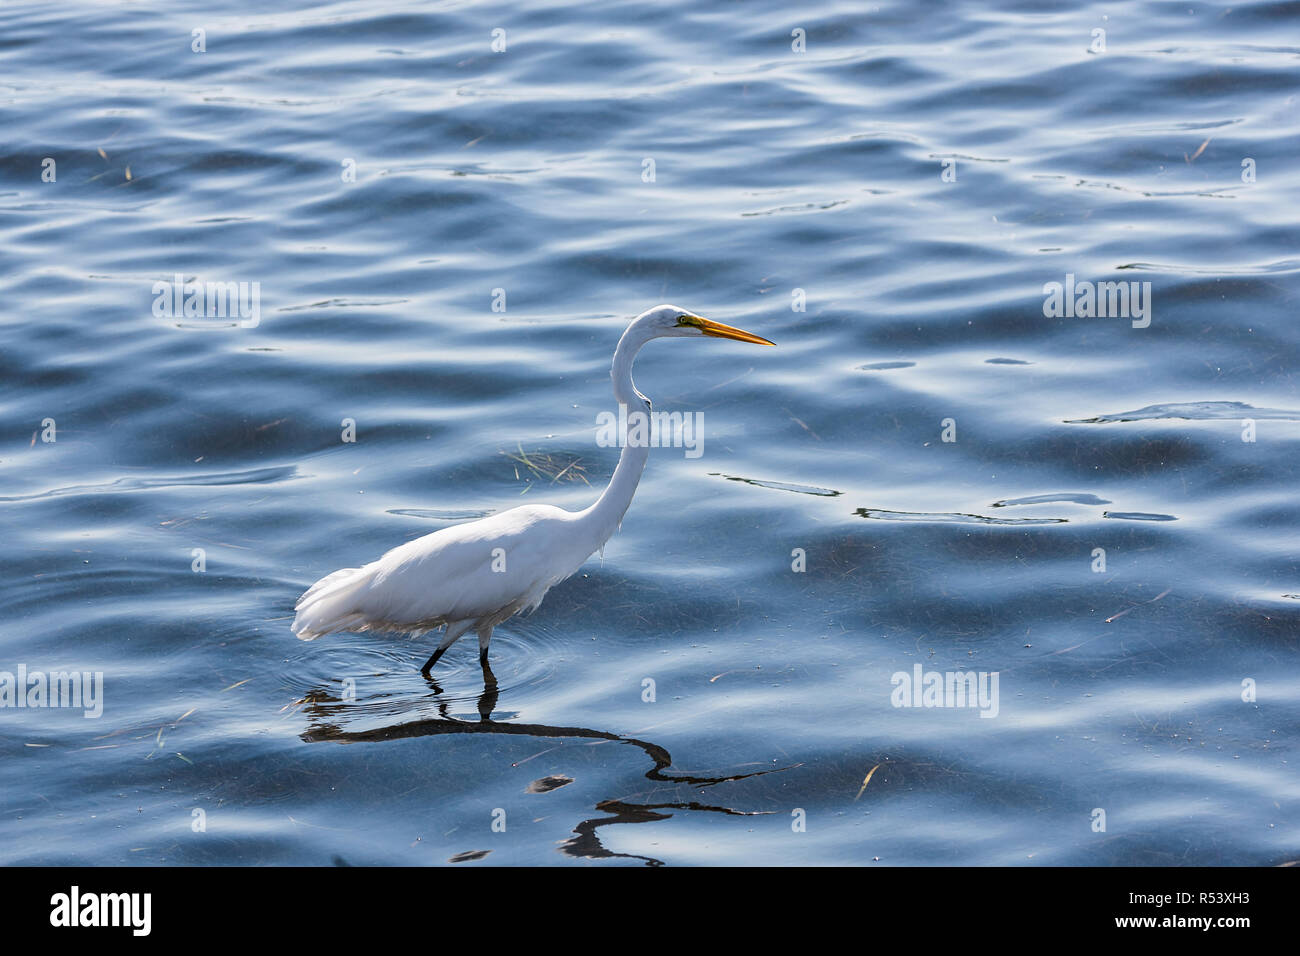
[690,315,776,346]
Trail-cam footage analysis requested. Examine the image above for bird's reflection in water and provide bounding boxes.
[298,661,787,866]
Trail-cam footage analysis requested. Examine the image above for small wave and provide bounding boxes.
[0,465,299,502]
[277,298,409,312]
[713,474,840,497]
[855,508,1066,525]
[992,493,1111,507]
[858,361,916,371]
[387,508,494,520]
[1115,259,1300,275]
[1067,401,1300,423]
[1102,511,1178,522]
[741,199,849,217]
[278,618,567,709]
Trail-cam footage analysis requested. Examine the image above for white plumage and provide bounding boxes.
[292,304,774,674]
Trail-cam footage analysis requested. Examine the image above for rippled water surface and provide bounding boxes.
[2,0,1298,866]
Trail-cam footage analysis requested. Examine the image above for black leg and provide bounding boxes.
[479,648,489,665]
[420,646,446,676]
[477,659,498,722]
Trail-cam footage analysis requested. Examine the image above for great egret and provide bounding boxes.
[292,304,775,674]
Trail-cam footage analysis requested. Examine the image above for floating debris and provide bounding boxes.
[525,774,574,794]
[448,849,492,863]
[854,763,881,801]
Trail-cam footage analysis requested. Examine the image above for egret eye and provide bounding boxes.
[675,314,698,327]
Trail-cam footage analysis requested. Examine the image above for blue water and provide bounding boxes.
[2,0,1298,866]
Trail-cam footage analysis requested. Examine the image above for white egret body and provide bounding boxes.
[291,305,774,673]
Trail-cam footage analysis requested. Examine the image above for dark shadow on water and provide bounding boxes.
[298,661,788,866]
[561,798,768,867]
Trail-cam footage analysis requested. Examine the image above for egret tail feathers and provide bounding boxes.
[291,566,376,640]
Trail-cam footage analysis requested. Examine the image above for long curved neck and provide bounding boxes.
[576,322,655,548]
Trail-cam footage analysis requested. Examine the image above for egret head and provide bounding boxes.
[636,304,775,346]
